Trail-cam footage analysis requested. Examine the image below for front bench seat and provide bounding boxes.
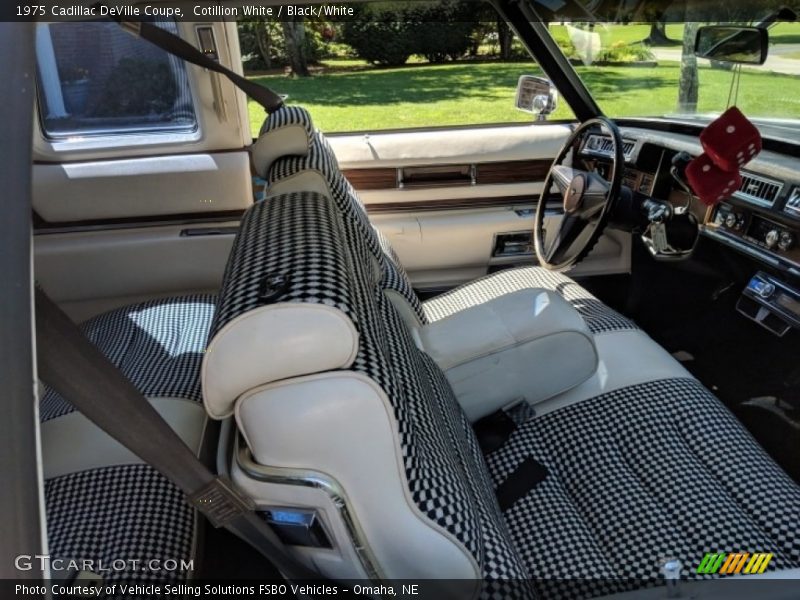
[202,191,800,598]
[251,105,636,335]
[203,192,531,596]
[39,294,216,583]
[254,108,685,420]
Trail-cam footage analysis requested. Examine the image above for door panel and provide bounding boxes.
[33,152,251,222]
[329,123,572,166]
[35,224,237,322]
[327,123,631,289]
[32,21,250,316]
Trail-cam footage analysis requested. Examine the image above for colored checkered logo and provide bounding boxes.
[696,552,773,575]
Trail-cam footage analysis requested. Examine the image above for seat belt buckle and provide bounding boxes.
[188,477,255,528]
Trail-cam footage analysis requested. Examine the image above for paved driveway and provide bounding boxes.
[651,45,800,76]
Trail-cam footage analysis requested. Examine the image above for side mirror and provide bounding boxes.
[694,26,768,65]
[515,75,558,121]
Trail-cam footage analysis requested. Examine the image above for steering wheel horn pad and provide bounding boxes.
[563,173,585,213]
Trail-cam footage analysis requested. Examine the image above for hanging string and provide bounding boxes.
[726,64,742,108]
[734,64,742,106]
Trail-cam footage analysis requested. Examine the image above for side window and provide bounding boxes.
[35,20,196,138]
[240,4,575,135]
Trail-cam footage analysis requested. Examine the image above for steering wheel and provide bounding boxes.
[534,117,624,271]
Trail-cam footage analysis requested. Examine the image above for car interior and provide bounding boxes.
[4,1,800,598]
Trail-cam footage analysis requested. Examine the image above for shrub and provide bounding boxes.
[341,1,479,66]
[405,2,478,63]
[93,58,176,117]
[341,15,414,66]
[595,41,655,63]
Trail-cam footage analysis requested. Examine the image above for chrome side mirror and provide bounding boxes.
[515,75,558,121]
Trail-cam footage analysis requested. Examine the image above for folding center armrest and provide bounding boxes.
[417,288,598,421]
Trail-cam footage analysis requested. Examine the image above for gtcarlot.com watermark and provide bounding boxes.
[14,554,194,574]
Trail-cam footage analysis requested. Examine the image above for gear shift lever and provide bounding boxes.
[640,197,697,260]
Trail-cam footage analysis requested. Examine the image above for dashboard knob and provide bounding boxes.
[724,212,738,228]
[765,229,780,249]
[778,231,795,251]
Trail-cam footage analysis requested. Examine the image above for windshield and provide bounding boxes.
[543,12,799,141]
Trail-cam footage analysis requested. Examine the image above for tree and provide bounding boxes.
[677,21,699,113]
[254,22,273,70]
[282,20,310,77]
[497,17,512,60]
[644,19,677,46]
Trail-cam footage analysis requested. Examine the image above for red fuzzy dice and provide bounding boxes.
[686,153,742,206]
[699,106,762,172]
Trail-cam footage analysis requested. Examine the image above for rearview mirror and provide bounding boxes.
[694,26,768,65]
[515,75,558,121]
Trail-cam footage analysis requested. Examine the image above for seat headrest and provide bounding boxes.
[251,105,315,177]
[202,191,375,418]
[203,303,359,419]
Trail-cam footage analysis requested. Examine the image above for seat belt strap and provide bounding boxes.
[34,288,317,580]
[495,457,548,511]
[473,410,518,455]
[111,17,284,114]
[473,401,537,455]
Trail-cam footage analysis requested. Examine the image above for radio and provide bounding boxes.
[715,204,796,249]
[745,216,796,252]
[737,272,800,336]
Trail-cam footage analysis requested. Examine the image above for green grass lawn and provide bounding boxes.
[770,21,800,44]
[247,59,800,135]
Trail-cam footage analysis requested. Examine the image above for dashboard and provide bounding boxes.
[580,127,800,335]
[580,130,800,278]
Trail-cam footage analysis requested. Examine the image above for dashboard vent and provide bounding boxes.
[735,173,783,207]
[786,186,800,217]
[585,135,635,159]
[622,140,635,156]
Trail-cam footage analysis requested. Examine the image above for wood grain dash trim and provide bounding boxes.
[476,159,551,185]
[365,195,537,214]
[344,159,551,191]
[342,167,396,190]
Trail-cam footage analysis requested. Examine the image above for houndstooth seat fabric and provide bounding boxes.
[44,464,195,583]
[40,295,216,421]
[260,106,635,334]
[258,104,316,143]
[266,131,428,325]
[40,295,216,584]
[210,191,532,596]
[484,377,800,599]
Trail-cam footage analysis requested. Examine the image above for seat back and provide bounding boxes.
[253,106,427,329]
[201,191,530,594]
